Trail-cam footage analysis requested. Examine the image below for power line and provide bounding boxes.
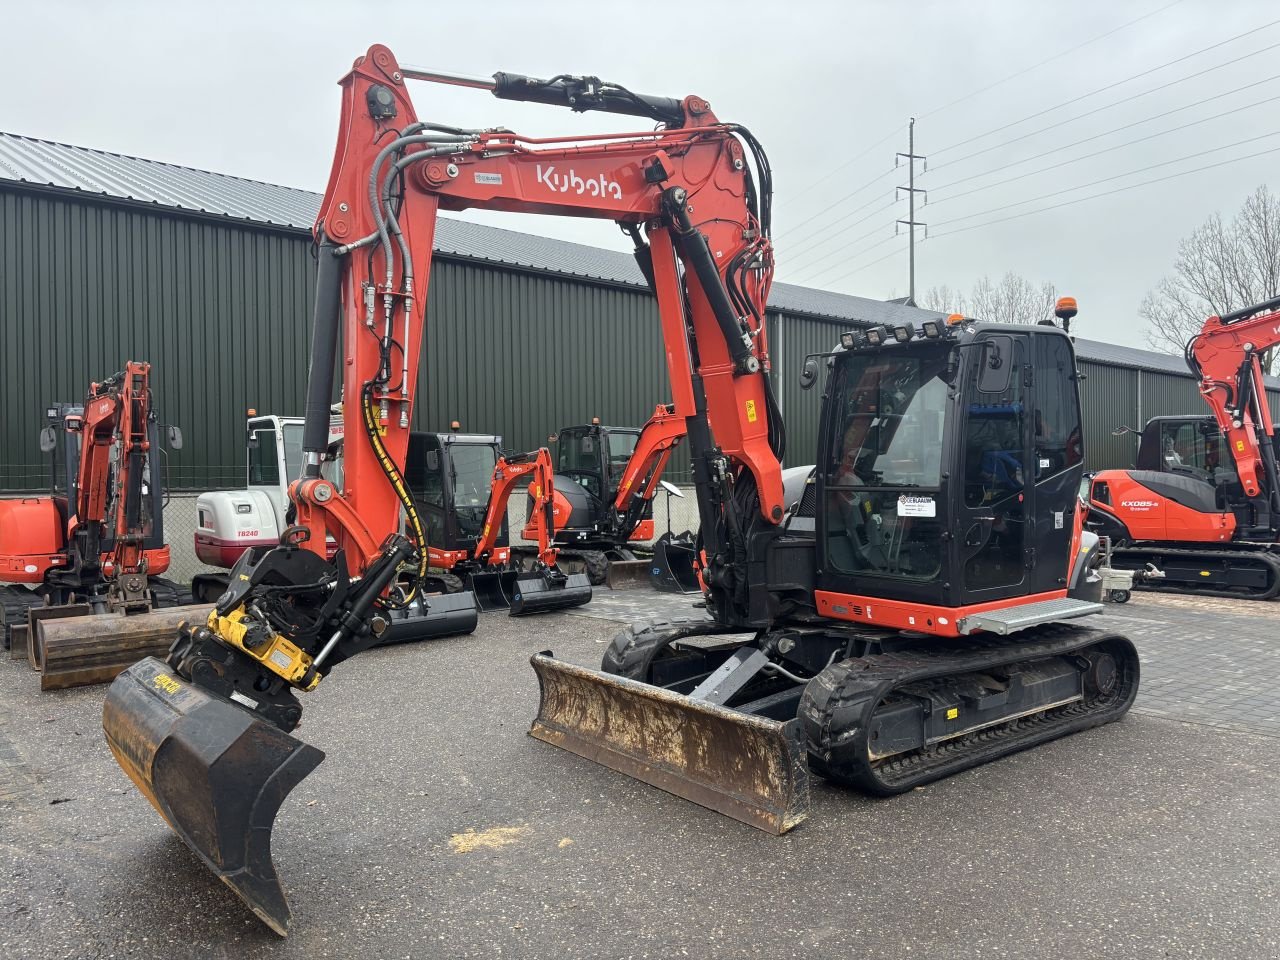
[818,238,910,289]
[775,168,895,244]
[931,17,1280,157]
[918,0,1188,120]
[931,37,1280,173]
[773,197,896,263]
[786,214,899,281]
[928,143,1280,240]
[930,132,1280,230]
[927,73,1280,195]
[781,125,904,208]
[797,233,902,286]
[929,91,1280,208]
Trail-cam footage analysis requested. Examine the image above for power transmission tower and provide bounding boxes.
[896,118,927,303]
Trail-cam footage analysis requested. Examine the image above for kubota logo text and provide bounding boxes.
[536,164,623,199]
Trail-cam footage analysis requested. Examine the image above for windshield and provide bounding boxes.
[826,349,950,489]
[281,423,305,484]
[450,443,498,508]
[607,430,639,473]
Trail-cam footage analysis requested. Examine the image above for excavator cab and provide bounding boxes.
[817,321,1092,610]
[404,431,506,556]
[554,423,642,507]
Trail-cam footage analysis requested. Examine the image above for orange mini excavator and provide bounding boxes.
[103,48,1138,935]
[0,362,186,649]
[1089,294,1280,599]
[520,403,689,588]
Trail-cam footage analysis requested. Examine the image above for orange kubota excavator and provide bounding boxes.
[1088,294,1280,599]
[440,445,593,613]
[520,403,690,588]
[102,47,1139,935]
[1,362,187,650]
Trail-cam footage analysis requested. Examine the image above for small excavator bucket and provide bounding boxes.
[102,657,324,936]
[649,535,701,594]
[603,559,652,590]
[378,590,479,643]
[466,569,521,612]
[528,652,809,834]
[509,571,592,616]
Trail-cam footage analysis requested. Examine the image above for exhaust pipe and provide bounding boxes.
[103,657,323,936]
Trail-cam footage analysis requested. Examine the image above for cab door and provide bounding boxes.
[1025,331,1086,596]
[953,333,1032,605]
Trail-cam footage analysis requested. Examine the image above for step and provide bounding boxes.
[957,597,1103,636]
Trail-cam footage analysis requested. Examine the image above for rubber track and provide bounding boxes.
[0,586,43,649]
[799,622,1139,796]
[149,576,194,608]
[602,618,736,679]
[1112,545,1280,600]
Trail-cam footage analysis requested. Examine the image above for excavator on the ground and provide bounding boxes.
[191,414,586,615]
[519,404,693,588]
[1088,294,1280,599]
[101,47,1139,936]
[0,362,188,653]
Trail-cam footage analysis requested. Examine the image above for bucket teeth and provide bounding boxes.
[528,652,809,834]
[102,657,324,936]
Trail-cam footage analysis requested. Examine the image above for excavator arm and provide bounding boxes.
[103,44,785,934]
[1185,294,1280,512]
[611,403,687,539]
[473,449,559,568]
[68,361,155,609]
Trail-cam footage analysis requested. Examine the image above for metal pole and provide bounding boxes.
[908,119,915,302]
[896,119,927,304]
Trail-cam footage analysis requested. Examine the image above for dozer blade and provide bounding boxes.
[466,570,520,612]
[379,590,479,643]
[528,652,809,834]
[510,572,592,616]
[649,537,701,594]
[102,657,324,936]
[604,559,651,591]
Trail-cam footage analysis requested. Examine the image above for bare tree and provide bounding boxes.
[1144,185,1280,370]
[919,273,1057,324]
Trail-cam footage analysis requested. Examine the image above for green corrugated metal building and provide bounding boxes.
[1,131,1272,491]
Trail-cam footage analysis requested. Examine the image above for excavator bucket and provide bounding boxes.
[466,570,521,612]
[378,590,479,643]
[102,657,323,937]
[510,571,592,616]
[649,534,701,593]
[528,652,809,834]
[603,559,652,590]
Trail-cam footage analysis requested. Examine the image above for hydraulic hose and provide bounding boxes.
[662,187,758,375]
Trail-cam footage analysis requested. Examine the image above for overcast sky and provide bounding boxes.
[2,0,1277,349]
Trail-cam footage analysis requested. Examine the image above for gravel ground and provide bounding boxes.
[1,593,1277,960]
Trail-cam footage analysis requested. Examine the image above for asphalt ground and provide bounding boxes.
[1,591,1277,960]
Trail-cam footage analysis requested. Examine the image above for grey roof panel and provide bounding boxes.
[0,130,1207,378]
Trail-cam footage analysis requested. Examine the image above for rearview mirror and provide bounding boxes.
[39,426,57,454]
[167,425,184,450]
[977,336,1014,395]
[425,450,440,472]
[799,356,820,391]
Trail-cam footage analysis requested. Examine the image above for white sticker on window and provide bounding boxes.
[1054,511,1064,529]
[1039,458,1051,469]
[898,495,936,518]
[474,172,503,185]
